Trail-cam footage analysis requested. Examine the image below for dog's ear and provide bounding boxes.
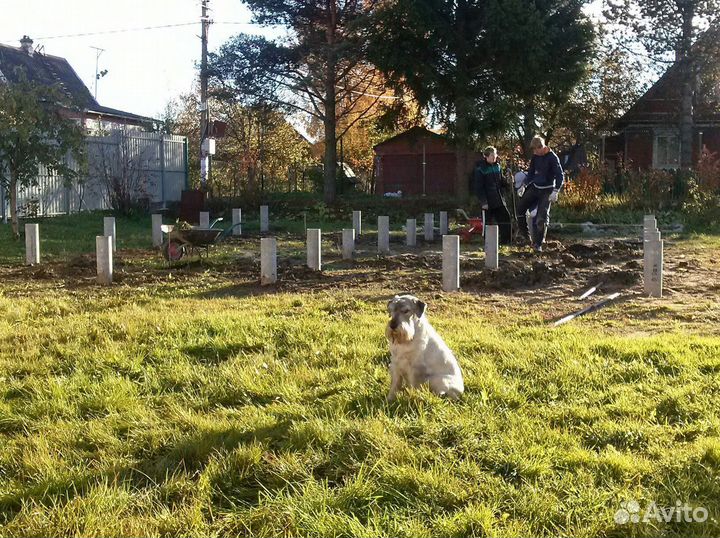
[387,296,398,313]
[415,299,426,318]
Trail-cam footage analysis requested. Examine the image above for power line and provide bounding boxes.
[1,21,256,42]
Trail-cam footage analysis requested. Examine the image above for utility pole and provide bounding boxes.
[90,46,106,100]
[200,0,211,189]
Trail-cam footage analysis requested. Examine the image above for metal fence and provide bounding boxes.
[4,131,188,218]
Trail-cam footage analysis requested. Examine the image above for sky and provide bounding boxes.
[0,0,265,119]
[0,0,613,123]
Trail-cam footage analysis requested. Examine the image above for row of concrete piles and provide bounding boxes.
[25,206,275,286]
[22,211,664,296]
[25,217,117,285]
[260,210,499,292]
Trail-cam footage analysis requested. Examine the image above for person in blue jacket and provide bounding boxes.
[515,135,564,252]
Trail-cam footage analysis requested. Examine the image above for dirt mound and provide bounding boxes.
[611,239,642,252]
[596,267,641,286]
[464,260,568,289]
[29,266,56,280]
[356,253,438,270]
[12,265,58,280]
[623,260,642,271]
[278,260,324,281]
[565,243,598,258]
[67,254,96,274]
[542,240,564,251]
[563,240,641,264]
[560,253,593,268]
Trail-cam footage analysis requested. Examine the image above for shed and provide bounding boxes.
[373,127,480,196]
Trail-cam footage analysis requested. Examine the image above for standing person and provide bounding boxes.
[515,136,564,252]
[474,146,511,244]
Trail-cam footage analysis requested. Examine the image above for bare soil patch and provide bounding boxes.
[1,234,717,332]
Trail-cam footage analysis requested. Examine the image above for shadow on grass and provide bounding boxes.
[0,419,295,522]
[182,342,264,365]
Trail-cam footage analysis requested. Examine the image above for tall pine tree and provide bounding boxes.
[209,0,385,203]
[483,0,594,156]
[368,0,491,201]
[368,0,594,198]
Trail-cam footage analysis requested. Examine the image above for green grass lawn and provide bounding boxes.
[0,215,719,537]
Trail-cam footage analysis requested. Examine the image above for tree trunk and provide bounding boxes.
[323,109,337,204]
[323,2,338,204]
[521,102,536,159]
[454,96,471,202]
[679,8,694,169]
[9,169,18,238]
[453,0,470,203]
[248,165,256,193]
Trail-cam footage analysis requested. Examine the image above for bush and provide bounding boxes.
[200,168,720,234]
[620,168,679,210]
[559,165,687,215]
[204,190,482,224]
[554,165,720,232]
[697,149,720,191]
[561,167,604,212]
[681,179,720,232]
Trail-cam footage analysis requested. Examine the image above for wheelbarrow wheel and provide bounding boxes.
[163,240,185,262]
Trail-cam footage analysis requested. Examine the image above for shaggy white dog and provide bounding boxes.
[385,294,464,401]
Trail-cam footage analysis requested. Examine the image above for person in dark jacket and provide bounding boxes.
[473,146,511,244]
[515,135,564,252]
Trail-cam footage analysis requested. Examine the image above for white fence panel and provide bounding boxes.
[11,131,187,217]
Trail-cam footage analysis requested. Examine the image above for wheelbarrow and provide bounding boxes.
[456,208,486,242]
[161,218,240,261]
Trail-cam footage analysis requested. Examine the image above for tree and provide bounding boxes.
[510,41,645,153]
[368,0,594,198]
[165,90,316,196]
[368,0,490,201]
[304,80,423,193]
[484,0,595,156]
[211,101,315,196]
[209,0,387,203]
[604,0,720,167]
[0,72,85,237]
[163,90,203,188]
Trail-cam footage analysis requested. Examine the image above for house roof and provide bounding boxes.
[86,104,155,123]
[373,126,446,150]
[615,26,720,129]
[0,40,154,124]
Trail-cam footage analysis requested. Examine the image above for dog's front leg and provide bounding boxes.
[387,363,405,402]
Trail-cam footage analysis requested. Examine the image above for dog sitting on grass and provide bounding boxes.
[385,294,464,401]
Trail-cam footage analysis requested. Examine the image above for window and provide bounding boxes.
[653,133,680,169]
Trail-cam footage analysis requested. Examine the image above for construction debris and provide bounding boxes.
[553,292,621,327]
[578,282,603,300]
